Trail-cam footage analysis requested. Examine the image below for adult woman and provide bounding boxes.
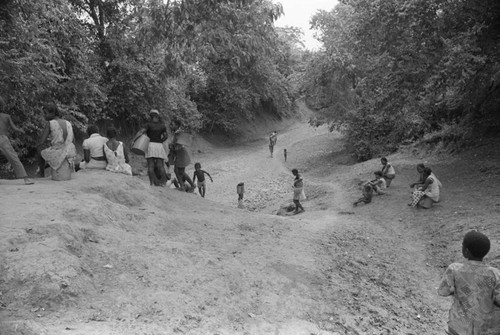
[37,104,76,176]
[132,109,168,186]
[170,119,195,192]
[104,127,132,176]
[409,167,441,208]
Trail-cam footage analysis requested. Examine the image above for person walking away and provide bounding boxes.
[132,109,168,186]
[103,127,132,176]
[77,124,108,170]
[291,168,305,214]
[0,98,34,184]
[438,230,500,335]
[192,162,213,198]
[380,157,395,187]
[37,104,76,177]
[170,119,195,192]
[269,131,277,157]
[284,148,287,162]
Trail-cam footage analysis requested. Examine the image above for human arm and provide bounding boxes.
[192,172,197,183]
[8,115,24,134]
[123,142,130,163]
[437,265,455,297]
[82,139,91,163]
[37,121,50,152]
[493,268,500,308]
[203,170,213,182]
[418,177,433,192]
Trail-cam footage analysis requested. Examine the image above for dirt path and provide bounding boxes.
[2,103,500,334]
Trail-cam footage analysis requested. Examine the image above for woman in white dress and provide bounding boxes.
[103,127,132,176]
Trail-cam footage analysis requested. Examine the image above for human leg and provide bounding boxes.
[147,158,158,185]
[154,158,167,186]
[0,135,28,179]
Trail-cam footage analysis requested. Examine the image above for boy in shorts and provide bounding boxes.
[438,230,500,335]
[192,162,213,198]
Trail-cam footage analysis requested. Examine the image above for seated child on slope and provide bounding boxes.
[353,184,373,206]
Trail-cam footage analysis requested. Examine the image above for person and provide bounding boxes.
[409,167,440,207]
[170,119,195,192]
[380,157,395,187]
[353,184,373,206]
[37,104,76,177]
[237,182,244,208]
[410,163,427,188]
[438,230,500,335]
[132,109,168,186]
[269,131,277,157]
[367,171,386,195]
[103,127,132,176]
[78,124,108,170]
[291,168,305,214]
[0,97,34,185]
[192,162,213,198]
[284,148,287,162]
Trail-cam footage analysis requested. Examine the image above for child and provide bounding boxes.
[237,182,244,208]
[269,131,277,157]
[380,157,395,187]
[284,148,287,162]
[353,184,373,206]
[438,230,500,335]
[192,162,213,197]
[291,168,305,214]
[365,171,386,195]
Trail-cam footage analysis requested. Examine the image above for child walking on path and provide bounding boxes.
[438,230,500,335]
[192,162,213,198]
[291,168,305,214]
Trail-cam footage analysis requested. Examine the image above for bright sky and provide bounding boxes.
[273,0,338,50]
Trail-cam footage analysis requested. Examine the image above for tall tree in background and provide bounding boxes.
[305,0,500,160]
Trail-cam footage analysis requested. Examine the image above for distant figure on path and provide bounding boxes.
[78,124,108,170]
[284,148,287,162]
[438,230,500,335]
[103,127,132,176]
[380,157,395,187]
[291,168,305,214]
[269,131,277,157]
[237,182,244,208]
[192,162,213,198]
[0,97,34,184]
[37,104,76,177]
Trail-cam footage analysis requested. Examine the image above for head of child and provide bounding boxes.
[364,184,373,193]
[87,124,99,137]
[462,230,490,261]
[423,167,432,179]
[374,171,383,179]
[292,168,298,176]
[194,162,201,171]
[416,163,425,174]
[381,157,388,166]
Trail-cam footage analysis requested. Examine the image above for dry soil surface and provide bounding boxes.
[1,107,500,335]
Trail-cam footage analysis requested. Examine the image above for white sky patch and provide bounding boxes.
[274,0,338,50]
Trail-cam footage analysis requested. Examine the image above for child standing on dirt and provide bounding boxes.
[192,162,213,198]
[438,230,500,335]
[291,168,305,214]
[353,184,373,206]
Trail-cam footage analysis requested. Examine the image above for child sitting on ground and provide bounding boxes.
[353,184,373,206]
[360,171,386,195]
[380,157,395,187]
[438,230,500,335]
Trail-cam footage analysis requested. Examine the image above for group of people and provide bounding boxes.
[353,157,442,209]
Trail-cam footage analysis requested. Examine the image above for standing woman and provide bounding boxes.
[132,109,168,186]
[170,119,195,192]
[291,168,305,214]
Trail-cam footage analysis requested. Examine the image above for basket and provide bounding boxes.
[51,159,72,181]
[175,132,193,147]
[131,134,150,156]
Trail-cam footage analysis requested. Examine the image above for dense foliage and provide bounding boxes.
[0,0,297,164]
[304,0,500,160]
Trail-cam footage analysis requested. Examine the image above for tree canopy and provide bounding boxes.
[304,0,500,160]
